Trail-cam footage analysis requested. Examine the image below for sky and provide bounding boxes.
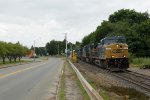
[0,0,150,48]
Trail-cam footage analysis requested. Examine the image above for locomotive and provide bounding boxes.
[78,36,129,71]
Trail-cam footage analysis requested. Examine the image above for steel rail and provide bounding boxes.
[111,73,150,92]
[126,70,150,80]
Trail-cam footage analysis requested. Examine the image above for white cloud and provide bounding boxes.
[0,0,150,47]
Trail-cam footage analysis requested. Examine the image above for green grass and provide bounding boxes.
[0,60,32,66]
[99,88,109,100]
[86,78,109,100]
[76,75,91,100]
[58,60,66,100]
[130,57,150,67]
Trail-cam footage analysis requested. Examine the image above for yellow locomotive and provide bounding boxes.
[78,36,129,71]
[97,36,129,71]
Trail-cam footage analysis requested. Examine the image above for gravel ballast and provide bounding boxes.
[74,60,150,100]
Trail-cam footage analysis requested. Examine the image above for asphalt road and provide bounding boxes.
[0,57,63,100]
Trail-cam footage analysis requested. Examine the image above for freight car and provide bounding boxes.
[78,36,129,71]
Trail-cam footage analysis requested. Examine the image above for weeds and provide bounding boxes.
[129,55,150,67]
[85,75,149,100]
[58,60,66,100]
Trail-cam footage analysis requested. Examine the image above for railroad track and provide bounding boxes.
[126,70,150,81]
[77,60,150,95]
[111,71,150,93]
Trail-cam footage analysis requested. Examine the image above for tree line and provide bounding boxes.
[0,41,29,64]
[81,9,150,57]
[30,46,47,56]
[45,39,81,55]
[35,47,47,56]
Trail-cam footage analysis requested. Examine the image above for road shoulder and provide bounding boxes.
[58,60,90,100]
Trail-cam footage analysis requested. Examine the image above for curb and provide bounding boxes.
[68,59,104,100]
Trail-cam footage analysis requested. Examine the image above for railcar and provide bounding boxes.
[97,36,129,71]
[79,36,129,71]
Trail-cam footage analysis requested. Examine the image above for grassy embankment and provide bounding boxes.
[129,57,150,68]
[0,60,32,66]
[0,56,50,66]
[86,76,149,100]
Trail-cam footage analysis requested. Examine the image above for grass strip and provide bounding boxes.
[0,60,32,66]
[75,74,91,100]
[99,88,109,100]
[86,77,109,100]
[58,60,66,100]
[130,57,150,68]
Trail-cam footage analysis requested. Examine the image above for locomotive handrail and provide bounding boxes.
[68,59,104,100]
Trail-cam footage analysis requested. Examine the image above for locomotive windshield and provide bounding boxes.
[101,36,126,45]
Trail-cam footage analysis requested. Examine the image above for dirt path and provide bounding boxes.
[64,62,84,100]
[58,60,90,100]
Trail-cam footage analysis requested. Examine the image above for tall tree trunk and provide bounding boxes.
[2,56,5,64]
[9,58,12,63]
[19,57,21,62]
[13,56,17,62]
[14,58,16,62]
[7,56,12,63]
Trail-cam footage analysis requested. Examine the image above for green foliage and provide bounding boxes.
[0,41,29,63]
[109,9,149,25]
[45,39,81,55]
[81,9,150,57]
[130,57,150,67]
[46,39,68,55]
[35,47,47,56]
[46,40,63,55]
[0,42,8,56]
[81,35,91,46]
[75,41,81,49]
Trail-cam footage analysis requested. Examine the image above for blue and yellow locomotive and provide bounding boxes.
[78,36,129,71]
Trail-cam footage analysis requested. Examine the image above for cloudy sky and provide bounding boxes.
[0,0,149,47]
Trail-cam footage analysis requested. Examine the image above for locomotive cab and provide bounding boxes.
[99,36,129,71]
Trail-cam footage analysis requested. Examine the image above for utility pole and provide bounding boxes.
[65,33,67,58]
[58,44,59,55]
[71,44,73,52]
[34,40,35,62]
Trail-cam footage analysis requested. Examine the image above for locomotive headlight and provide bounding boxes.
[116,45,119,48]
[112,55,115,58]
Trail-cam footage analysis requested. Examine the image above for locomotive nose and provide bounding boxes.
[108,43,128,58]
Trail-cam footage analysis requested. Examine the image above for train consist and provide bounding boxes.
[77,36,129,71]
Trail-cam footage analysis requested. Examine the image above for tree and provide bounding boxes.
[0,41,29,63]
[0,41,8,63]
[135,19,150,56]
[6,43,14,63]
[75,41,81,49]
[81,35,91,47]
[109,9,149,25]
[80,9,150,57]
